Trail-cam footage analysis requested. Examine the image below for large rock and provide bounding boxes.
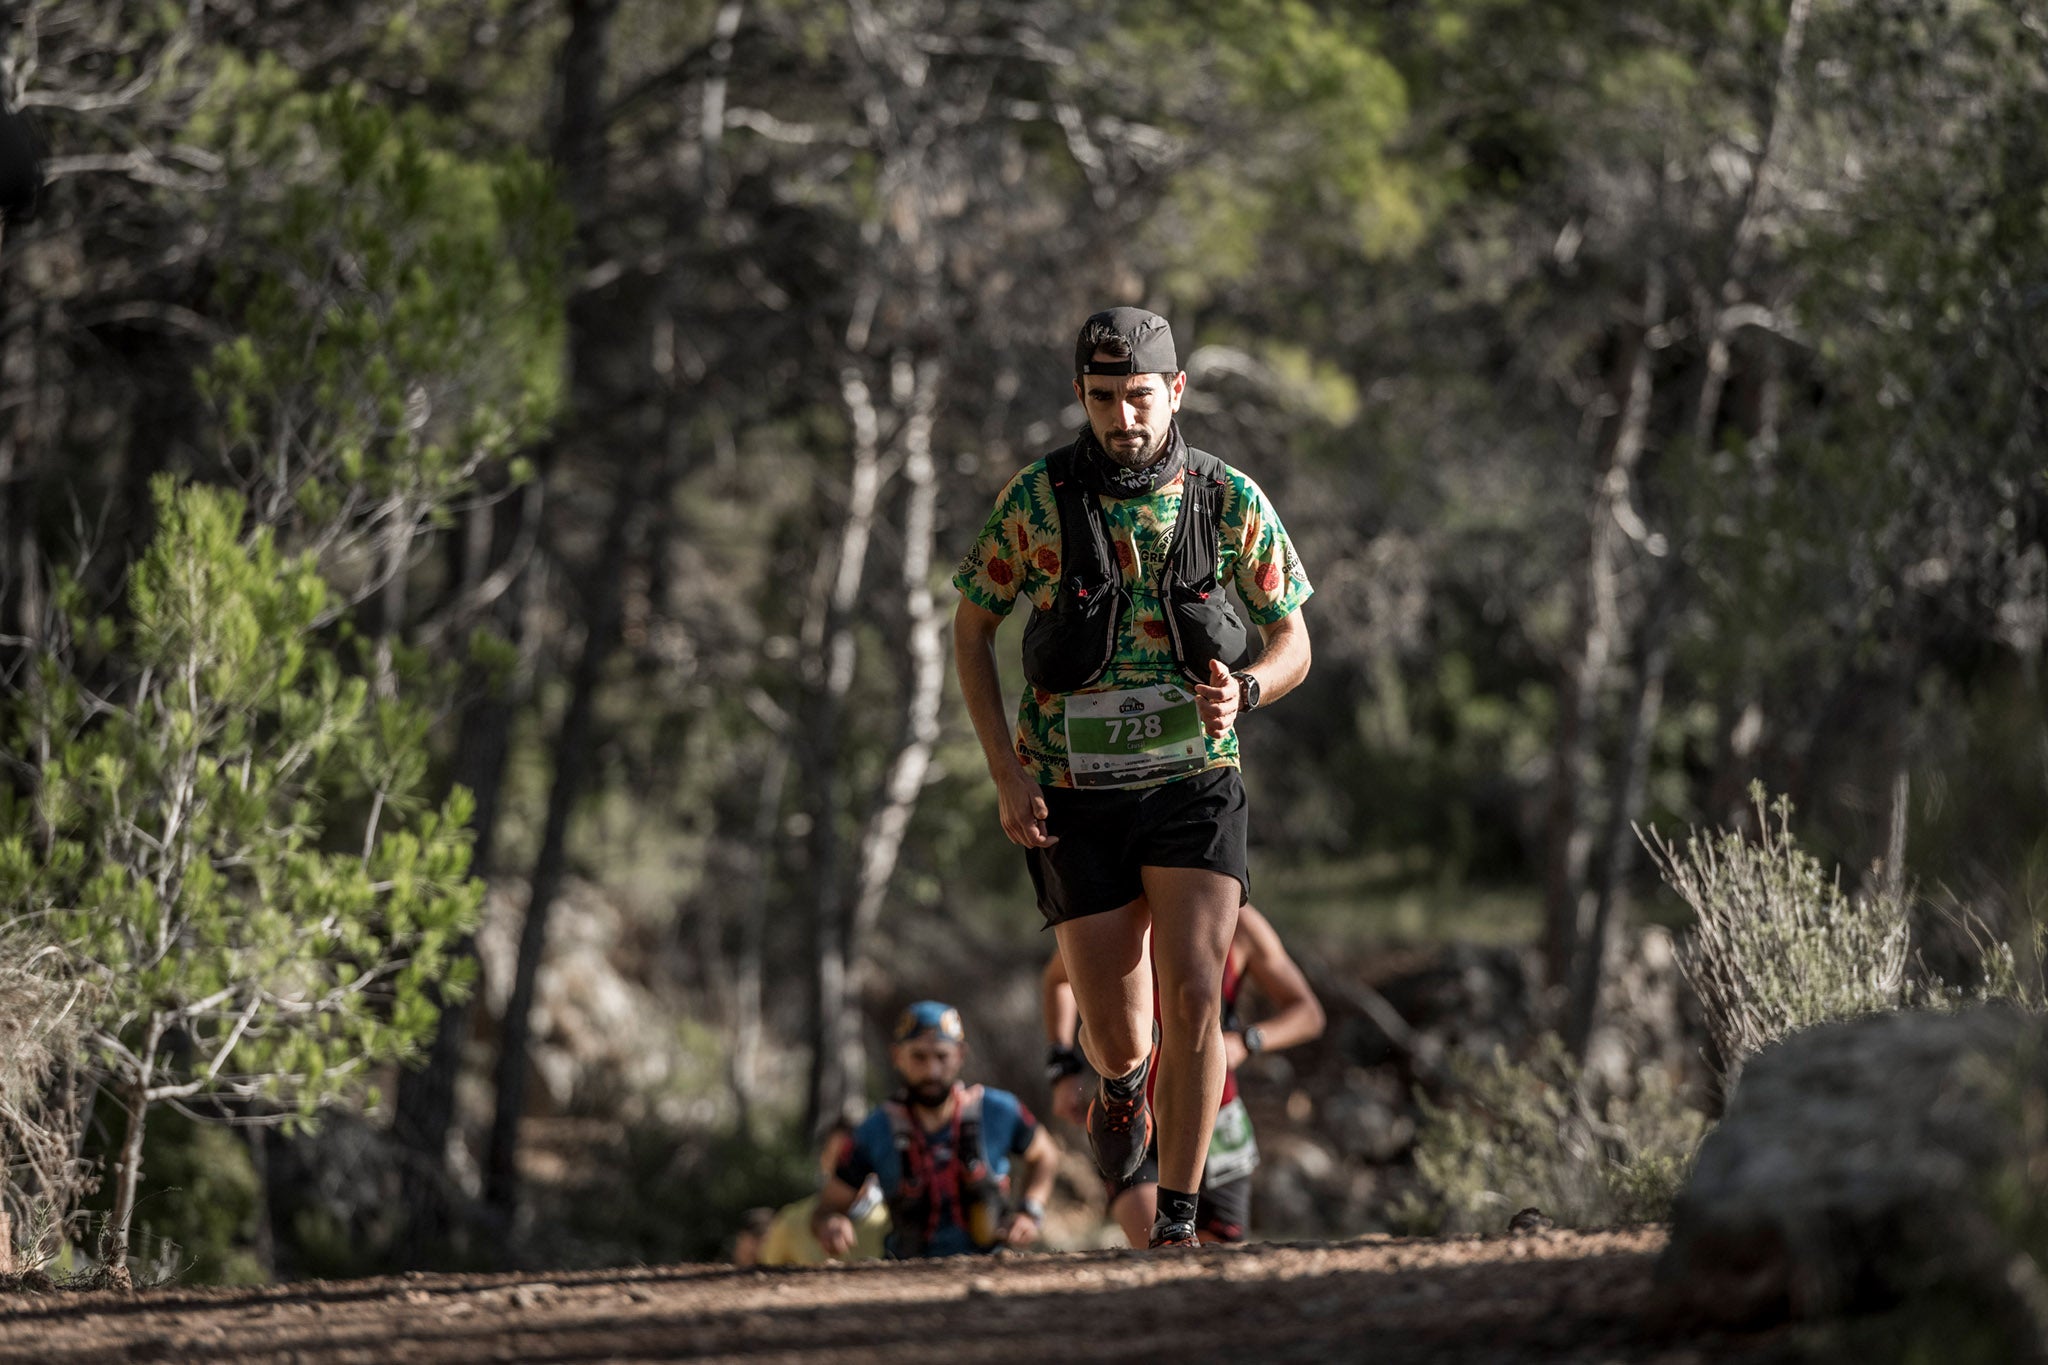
[1658,1005,2048,1354]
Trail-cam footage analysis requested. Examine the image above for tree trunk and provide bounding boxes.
[106,1082,147,1285]
[0,301,45,662]
[1543,262,1665,991]
[1566,574,1676,1058]
[552,0,622,219]
[483,449,667,1217]
[104,1019,163,1279]
[697,0,745,205]
[801,356,887,1130]
[393,471,542,1261]
[476,0,623,1222]
[837,353,945,1102]
[728,731,788,1133]
[1882,763,1909,906]
[367,521,415,700]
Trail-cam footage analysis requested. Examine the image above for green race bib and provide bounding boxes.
[1205,1094,1260,1185]
[1063,684,1206,788]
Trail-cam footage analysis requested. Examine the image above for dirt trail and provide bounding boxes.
[0,1230,1794,1364]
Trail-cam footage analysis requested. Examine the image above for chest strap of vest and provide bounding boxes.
[1046,453,1117,608]
[883,1084,988,1245]
[1048,446,1230,600]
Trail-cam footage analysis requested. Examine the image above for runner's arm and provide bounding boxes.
[1234,904,1326,1054]
[953,596,1056,848]
[809,1174,863,1257]
[1017,1125,1059,1208]
[1196,607,1311,735]
[999,1126,1061,1247]
[1245,607,1310,707]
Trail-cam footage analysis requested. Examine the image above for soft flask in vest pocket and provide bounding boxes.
[1021,575,1124,692]
[964,1171,1007,1249]
[1164,567,1253,683]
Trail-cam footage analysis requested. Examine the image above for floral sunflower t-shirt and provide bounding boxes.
[953,453,1312,788]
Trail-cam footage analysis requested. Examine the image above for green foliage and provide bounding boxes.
[0,479,484,1260]
[193,59,567,552]
[1403,1034,1707,1235]
[1646,787,1909,1079]
[1094,0,1426,299]
[21,0,2048,1274]
[117,1112,267,1286]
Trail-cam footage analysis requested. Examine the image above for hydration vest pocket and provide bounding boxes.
[1165,571,1254,684]
[1021,578,1124,693]
[964,1171,1006,1249]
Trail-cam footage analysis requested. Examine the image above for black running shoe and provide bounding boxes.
[1148,1219,1200,1249]
[1085,1069,1153,1185]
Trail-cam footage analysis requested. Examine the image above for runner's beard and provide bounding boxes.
[1100,424,1168,471]
[906,1079,952,1109]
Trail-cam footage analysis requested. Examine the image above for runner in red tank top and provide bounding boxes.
[1043,904,1324,1245]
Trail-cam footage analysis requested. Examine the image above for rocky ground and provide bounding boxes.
[0,1229,1805,1364]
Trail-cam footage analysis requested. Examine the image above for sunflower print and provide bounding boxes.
[954,455,1312,787]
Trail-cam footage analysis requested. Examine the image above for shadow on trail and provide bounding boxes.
[0,1259,766,1327]
[0,1243,1801,1365]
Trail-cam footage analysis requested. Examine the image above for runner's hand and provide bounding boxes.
[1194,658,1240,737]
[999,1210,1042,1247]
[1051,1075,1085,1125]
[814,1212,857,1257]
[995,760,1058,848]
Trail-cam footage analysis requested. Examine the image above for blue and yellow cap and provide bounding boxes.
[892,1000,966,1046]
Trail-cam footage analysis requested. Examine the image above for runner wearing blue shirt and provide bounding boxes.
[813,1001,1059,1259]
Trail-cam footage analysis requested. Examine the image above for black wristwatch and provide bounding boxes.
[1045,1043,1085,1084]
[1231,670,1261,712]
[1241,1024,1265,1056]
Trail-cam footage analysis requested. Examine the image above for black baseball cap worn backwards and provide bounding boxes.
[1075,307,1178,376]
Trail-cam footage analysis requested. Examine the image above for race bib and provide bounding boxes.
[1204,1095,1260,1186]
[1063,683,1206,789]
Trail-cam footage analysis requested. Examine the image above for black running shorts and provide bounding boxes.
[1026,766,1249,926]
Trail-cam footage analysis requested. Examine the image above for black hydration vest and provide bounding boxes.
[1020,442,1256,693]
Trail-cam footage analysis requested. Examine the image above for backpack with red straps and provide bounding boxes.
[880,1083,1007,1256]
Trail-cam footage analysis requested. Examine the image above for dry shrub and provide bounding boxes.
[1912,887,2047,1012]
[1404,1034,1707,1235]
[0,946,97,1271]
[1644,786,1909,1083]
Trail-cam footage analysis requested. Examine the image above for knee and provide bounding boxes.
[1089,1036,1150,1079]
[1078,1013,1150,1078]
[1158,975,1221,1038]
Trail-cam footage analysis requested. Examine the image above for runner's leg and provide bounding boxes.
[1051,900,1152,1082]
[1143,864,1239,1195]
[1110,1183,1157,1248]
[1196,1172,1251,1243]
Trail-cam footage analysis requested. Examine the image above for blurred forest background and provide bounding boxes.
[0,0,2044,1283]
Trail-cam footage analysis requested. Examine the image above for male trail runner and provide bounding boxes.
[953,307,1312,1247]
[812,1001,1058,1259]
[1044,903,1325,1244]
